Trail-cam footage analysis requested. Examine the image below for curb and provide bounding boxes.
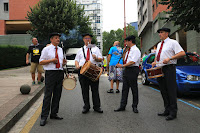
[0,84,45,133]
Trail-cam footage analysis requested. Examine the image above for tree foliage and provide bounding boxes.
[27,0,93,44]
[160,0,200,32]
[102,25,140,56]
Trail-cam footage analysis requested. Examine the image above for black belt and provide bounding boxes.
[45,70,63,72]
[163,64,175,68]
[125,66,139,69]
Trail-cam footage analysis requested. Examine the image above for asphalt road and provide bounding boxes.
[26,73,200,133]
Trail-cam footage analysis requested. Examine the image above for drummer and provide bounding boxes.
[152,28,185,121]
[75,33,103,114]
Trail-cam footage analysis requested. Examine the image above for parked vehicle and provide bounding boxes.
[141,52,200,97]
[65,48,80,72]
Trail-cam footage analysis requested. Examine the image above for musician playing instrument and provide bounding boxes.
[152,28,185,121]
[39,32,67,126]
[75,33,103,114]
[115,35,141,113]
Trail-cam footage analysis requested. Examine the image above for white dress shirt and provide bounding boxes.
[124,45,141,67]
[75,45,102,66]
[39,44,64,70]
[156,37,184,67]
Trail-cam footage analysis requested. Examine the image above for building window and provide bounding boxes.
[156,0,158,7]
[152,4,155,12]
[4,3,9,12]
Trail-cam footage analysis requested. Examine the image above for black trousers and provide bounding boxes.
[157,64,177,116]
[41,70,64,119]
[120,67,139,108]
[78,70,101,110]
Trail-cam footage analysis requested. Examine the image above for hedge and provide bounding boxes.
[0,45,28,70]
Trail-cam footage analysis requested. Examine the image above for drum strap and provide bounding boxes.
[82,47,92,60]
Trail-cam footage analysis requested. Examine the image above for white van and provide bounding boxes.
[65,48,80,72]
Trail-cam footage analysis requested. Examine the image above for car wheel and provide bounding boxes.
[141,71,150,85]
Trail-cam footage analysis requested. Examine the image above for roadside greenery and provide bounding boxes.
[102,25,140,56]
[160,0,200,32]
[0,45,28,70]
[27,0,94,45]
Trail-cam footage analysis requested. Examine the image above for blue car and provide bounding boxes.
[141,52,200,97]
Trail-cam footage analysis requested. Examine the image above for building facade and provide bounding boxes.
[130,21,138,31]
[0,0,40,45]
[75,0,103,52]
[137,0,200,54]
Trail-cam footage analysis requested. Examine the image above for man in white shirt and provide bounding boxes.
[115,35,141,113]
[75,33,103,114]
[39,32,66,126]
[152,28,185,121]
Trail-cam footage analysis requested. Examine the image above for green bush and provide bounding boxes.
[0,45,28,70]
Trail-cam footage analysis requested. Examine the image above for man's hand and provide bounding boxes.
[163,58,170,64]
[26,60,29,64]
[51,58,58,64]
[92,54,96,59]
[151,62,156,68]
[116,63,123,68]
[75,64,80,70]
[63,59,67,65]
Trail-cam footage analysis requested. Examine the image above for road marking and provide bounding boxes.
[148,86,200,111]
[178,99,200,110]
[20,103,42,133]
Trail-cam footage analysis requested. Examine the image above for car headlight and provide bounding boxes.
[187,75,200,81]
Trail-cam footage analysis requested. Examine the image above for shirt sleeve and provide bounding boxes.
[39,47,48,62]
[108,47,113,55]
[96,47,102,58]
[173,41,184,54]
[75,49,81,62]
[129,49,141,63]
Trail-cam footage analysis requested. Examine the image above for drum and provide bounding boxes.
[63,75,76,90]
[80,61,103,81]
[146,67,164,79]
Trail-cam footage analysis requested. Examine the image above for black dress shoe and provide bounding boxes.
[157,112,169,116]
[82,108,89,114]
[166,115,176,121]
[40,119,46,126]
[94,108,103,113]
[50,115,63,120]
[114,107,125,112]
[133,107,139,113]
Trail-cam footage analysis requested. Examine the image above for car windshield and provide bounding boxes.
[66,54,76,60]
[177,54,200,66]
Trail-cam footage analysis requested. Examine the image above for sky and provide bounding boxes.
[102,0,138,32]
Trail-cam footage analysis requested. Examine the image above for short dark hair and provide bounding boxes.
[125,35,136,44]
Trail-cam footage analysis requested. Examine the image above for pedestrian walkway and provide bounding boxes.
[0,66,44,133]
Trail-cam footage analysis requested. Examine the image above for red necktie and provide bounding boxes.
[55,47,60,68]
[156,41,164,61]
[124,48,130,64]
[86,48,90,61]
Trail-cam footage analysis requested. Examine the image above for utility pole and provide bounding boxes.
[124,0,126,47]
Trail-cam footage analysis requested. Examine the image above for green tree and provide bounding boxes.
[102,25,140,56]
[27,0,93,44]
[160,0,200,32]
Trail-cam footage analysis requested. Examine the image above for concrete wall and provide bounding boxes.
[187,31,200,54]
[0,34,32,46]
[0,0,9,20]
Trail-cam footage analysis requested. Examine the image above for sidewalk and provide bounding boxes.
[0,66,44,133]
